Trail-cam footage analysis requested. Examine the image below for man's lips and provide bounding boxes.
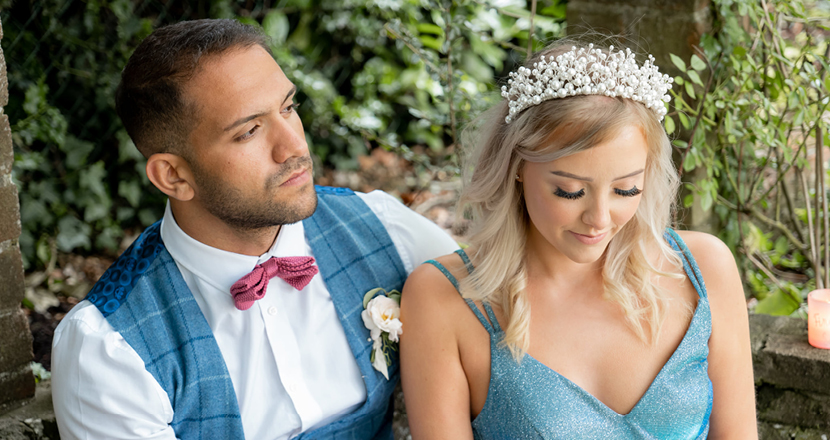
[569,231,608,245]
[280,168,311,187]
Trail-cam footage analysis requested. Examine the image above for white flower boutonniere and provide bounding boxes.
[361,287,402,380]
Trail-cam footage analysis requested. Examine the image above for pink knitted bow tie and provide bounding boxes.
[230,256,319,311]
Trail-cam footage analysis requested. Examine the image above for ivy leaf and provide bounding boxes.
[56,215,92,252]
[118,180,142,208]
[61,136,94,169]
[670,53,687,72]
[79,161,108,198]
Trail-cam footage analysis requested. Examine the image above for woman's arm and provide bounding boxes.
[400,262,476,440]
[680,231,758,439]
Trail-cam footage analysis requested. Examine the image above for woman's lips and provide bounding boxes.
[569,231,608,245]
[280,169,310,187]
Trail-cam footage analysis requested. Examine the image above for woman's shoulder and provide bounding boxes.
[673,230,735,276]
[403,251,473,312]
[673,229,744,309]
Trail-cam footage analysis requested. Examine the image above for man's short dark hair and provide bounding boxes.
[116,19,271,158]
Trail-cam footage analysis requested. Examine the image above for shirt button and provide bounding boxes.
[267,306,278,316]
[286,383,296,393]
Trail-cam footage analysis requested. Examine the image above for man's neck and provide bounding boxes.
[169,200,280,257]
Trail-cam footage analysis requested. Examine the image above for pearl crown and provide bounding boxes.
[501,44,673,124]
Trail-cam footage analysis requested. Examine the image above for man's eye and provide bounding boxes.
[615,186,643,197]
[282,102,300,114]
[236,125,259,142]
[554,187,585,200]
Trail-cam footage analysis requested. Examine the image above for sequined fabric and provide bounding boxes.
[425,229,712,439]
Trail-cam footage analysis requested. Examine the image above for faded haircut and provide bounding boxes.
[115,19,271,158]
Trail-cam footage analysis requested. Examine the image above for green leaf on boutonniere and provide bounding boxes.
[387,291,401,304]
[363,287,386,308]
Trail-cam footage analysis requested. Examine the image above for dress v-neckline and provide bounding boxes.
[520,295,707,417]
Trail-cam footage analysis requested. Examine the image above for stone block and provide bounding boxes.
[757,384,830,429]
[751,314,807,354]
[0,308,33,373]
[0,363,35,410]
[758,421,830,440]
[0,115,12,176]
[0,380,57,439]
[0,183,21,243]
[753,330,830,395]
[0,242,24,305]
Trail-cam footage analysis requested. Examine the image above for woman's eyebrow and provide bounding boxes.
[550,169,644,182]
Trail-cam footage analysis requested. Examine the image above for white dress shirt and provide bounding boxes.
[52,190,458,440]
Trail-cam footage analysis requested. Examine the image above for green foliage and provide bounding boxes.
[669,0,829,315]
[4,0,564,269]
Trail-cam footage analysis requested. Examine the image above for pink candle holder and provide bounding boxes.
[809,289,830,349]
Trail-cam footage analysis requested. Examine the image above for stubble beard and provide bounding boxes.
[190,155,318,231]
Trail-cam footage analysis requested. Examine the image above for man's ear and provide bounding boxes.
[146,153,196,202]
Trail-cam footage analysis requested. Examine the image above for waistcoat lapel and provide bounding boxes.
[300,186,407,439]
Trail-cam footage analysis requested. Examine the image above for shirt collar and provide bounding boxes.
[159,202,309,295]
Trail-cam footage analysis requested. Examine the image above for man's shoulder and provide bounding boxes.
[85,221,169,317]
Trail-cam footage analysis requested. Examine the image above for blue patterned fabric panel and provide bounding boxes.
[428,230,712,439]
[86,222,244,439]
[299,187,407,440]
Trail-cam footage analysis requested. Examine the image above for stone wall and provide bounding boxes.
[0,17,36,413]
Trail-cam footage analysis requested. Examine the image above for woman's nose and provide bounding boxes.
[582,195,611,231]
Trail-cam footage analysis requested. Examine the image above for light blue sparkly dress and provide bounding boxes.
[424,229,712,439]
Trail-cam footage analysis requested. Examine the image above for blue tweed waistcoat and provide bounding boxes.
[85,186,407,439]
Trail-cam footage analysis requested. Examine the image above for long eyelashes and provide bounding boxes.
[554,188,585,200]
[615,186,642,197]
[553,186,643,199]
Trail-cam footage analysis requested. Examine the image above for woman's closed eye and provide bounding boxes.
[614,186,642,197]
[554,187,585,200]
[554,186,643,199]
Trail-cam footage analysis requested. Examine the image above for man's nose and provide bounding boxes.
[269,117,308,163]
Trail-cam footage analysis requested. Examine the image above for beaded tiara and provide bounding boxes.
[500,44,673,124]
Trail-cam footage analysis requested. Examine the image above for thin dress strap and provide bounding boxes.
[664,228,708,299]
[455,249,503,334]
[424,250,496,334]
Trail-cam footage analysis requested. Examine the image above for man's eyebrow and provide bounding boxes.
[222,85,298,132]
[550,168,644,182]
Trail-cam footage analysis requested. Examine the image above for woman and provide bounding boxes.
[399,42,757,439]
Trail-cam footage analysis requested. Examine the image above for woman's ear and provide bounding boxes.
[145,153,196,201]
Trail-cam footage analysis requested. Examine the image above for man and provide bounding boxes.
[51,19,458,439]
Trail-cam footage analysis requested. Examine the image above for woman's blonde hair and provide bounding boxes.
[458,41,683,360]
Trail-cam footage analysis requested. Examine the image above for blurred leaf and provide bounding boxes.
[690,54,707,71]
[56,216,91,252]
[670,53,687,72]
[755,286,801,316]
[687,70,704,87]
[664,115,675,135]
[263,10,290,44]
